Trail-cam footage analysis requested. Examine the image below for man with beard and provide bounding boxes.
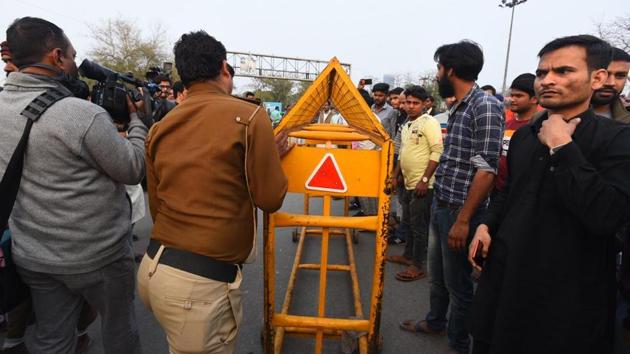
[1,37,100,354]
[495,73,538,191]
[469,35,630,354]
[591,47,630,122]
[1,17,145,353]
[399,40,503,354]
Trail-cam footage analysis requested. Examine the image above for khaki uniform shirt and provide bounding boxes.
[145,81,288,263]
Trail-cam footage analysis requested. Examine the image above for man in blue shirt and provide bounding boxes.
[400,40,503,354]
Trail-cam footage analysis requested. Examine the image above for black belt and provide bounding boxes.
[436,199,461,211]
[146,239,238,283]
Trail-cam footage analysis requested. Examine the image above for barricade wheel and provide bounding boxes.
[352,229,359,244]
[292,229,299,243]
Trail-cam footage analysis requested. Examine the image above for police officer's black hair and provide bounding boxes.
[227,63,235,78]
[6,17,69,68]
[174,30,226,87]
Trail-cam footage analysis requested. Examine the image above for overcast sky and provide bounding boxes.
[2,0,630,93]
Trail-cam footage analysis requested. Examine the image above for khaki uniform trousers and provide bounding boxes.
[137,247,243,354]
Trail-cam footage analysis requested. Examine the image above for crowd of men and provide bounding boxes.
[1,14,630,354]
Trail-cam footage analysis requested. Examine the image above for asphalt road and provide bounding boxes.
[83,192,449,354]
[12,192,630,353]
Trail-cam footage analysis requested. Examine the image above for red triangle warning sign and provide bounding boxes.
[305,153,348,193]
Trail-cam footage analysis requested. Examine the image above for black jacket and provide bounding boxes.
[472,109,630,354]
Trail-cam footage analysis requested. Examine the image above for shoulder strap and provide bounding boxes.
[0,87,71,227]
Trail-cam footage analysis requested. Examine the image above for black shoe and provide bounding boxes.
[349,202,361,210]
[352,210,366,217]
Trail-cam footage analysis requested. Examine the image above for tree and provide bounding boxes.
[596,14,630,52]
[252,78,295,106]
[87,17,170,80]
[291,81,312,103]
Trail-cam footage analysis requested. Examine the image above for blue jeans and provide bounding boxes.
[425,198,484,354]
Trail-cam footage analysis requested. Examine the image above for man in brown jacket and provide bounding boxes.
[137,31,289,354]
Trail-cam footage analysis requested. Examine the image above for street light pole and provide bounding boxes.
[499,0,527,95]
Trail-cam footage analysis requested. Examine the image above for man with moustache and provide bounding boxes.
[591,47,630,122]
[1,17,145,354]
[469,35,630,354]
[399,40,503,354]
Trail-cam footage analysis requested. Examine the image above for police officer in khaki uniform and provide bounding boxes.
[137,31,290,354]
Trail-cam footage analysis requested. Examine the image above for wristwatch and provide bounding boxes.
[421,176,429,183]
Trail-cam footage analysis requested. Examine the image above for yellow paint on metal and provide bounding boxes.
[274,57,389,144]
[273,213,378,231]
[264,56,394,354]
[280,146,381,197]
[272,314,370,332]
[289,130,369,142]
[302,124,356,132]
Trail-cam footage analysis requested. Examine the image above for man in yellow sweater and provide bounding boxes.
[388,86,444,281]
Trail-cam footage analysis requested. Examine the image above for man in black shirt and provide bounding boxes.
[469,35,630,354]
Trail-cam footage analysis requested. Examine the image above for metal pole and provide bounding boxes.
[501,5,516,95]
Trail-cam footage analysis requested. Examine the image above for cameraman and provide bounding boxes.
[0,17,144,354]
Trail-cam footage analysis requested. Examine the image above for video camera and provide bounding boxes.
[79,59,153,127]
[144,62,173,96]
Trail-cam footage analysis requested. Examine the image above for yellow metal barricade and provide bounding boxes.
[263,58,394,354]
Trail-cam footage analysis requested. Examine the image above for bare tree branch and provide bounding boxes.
[86,16,170,79]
